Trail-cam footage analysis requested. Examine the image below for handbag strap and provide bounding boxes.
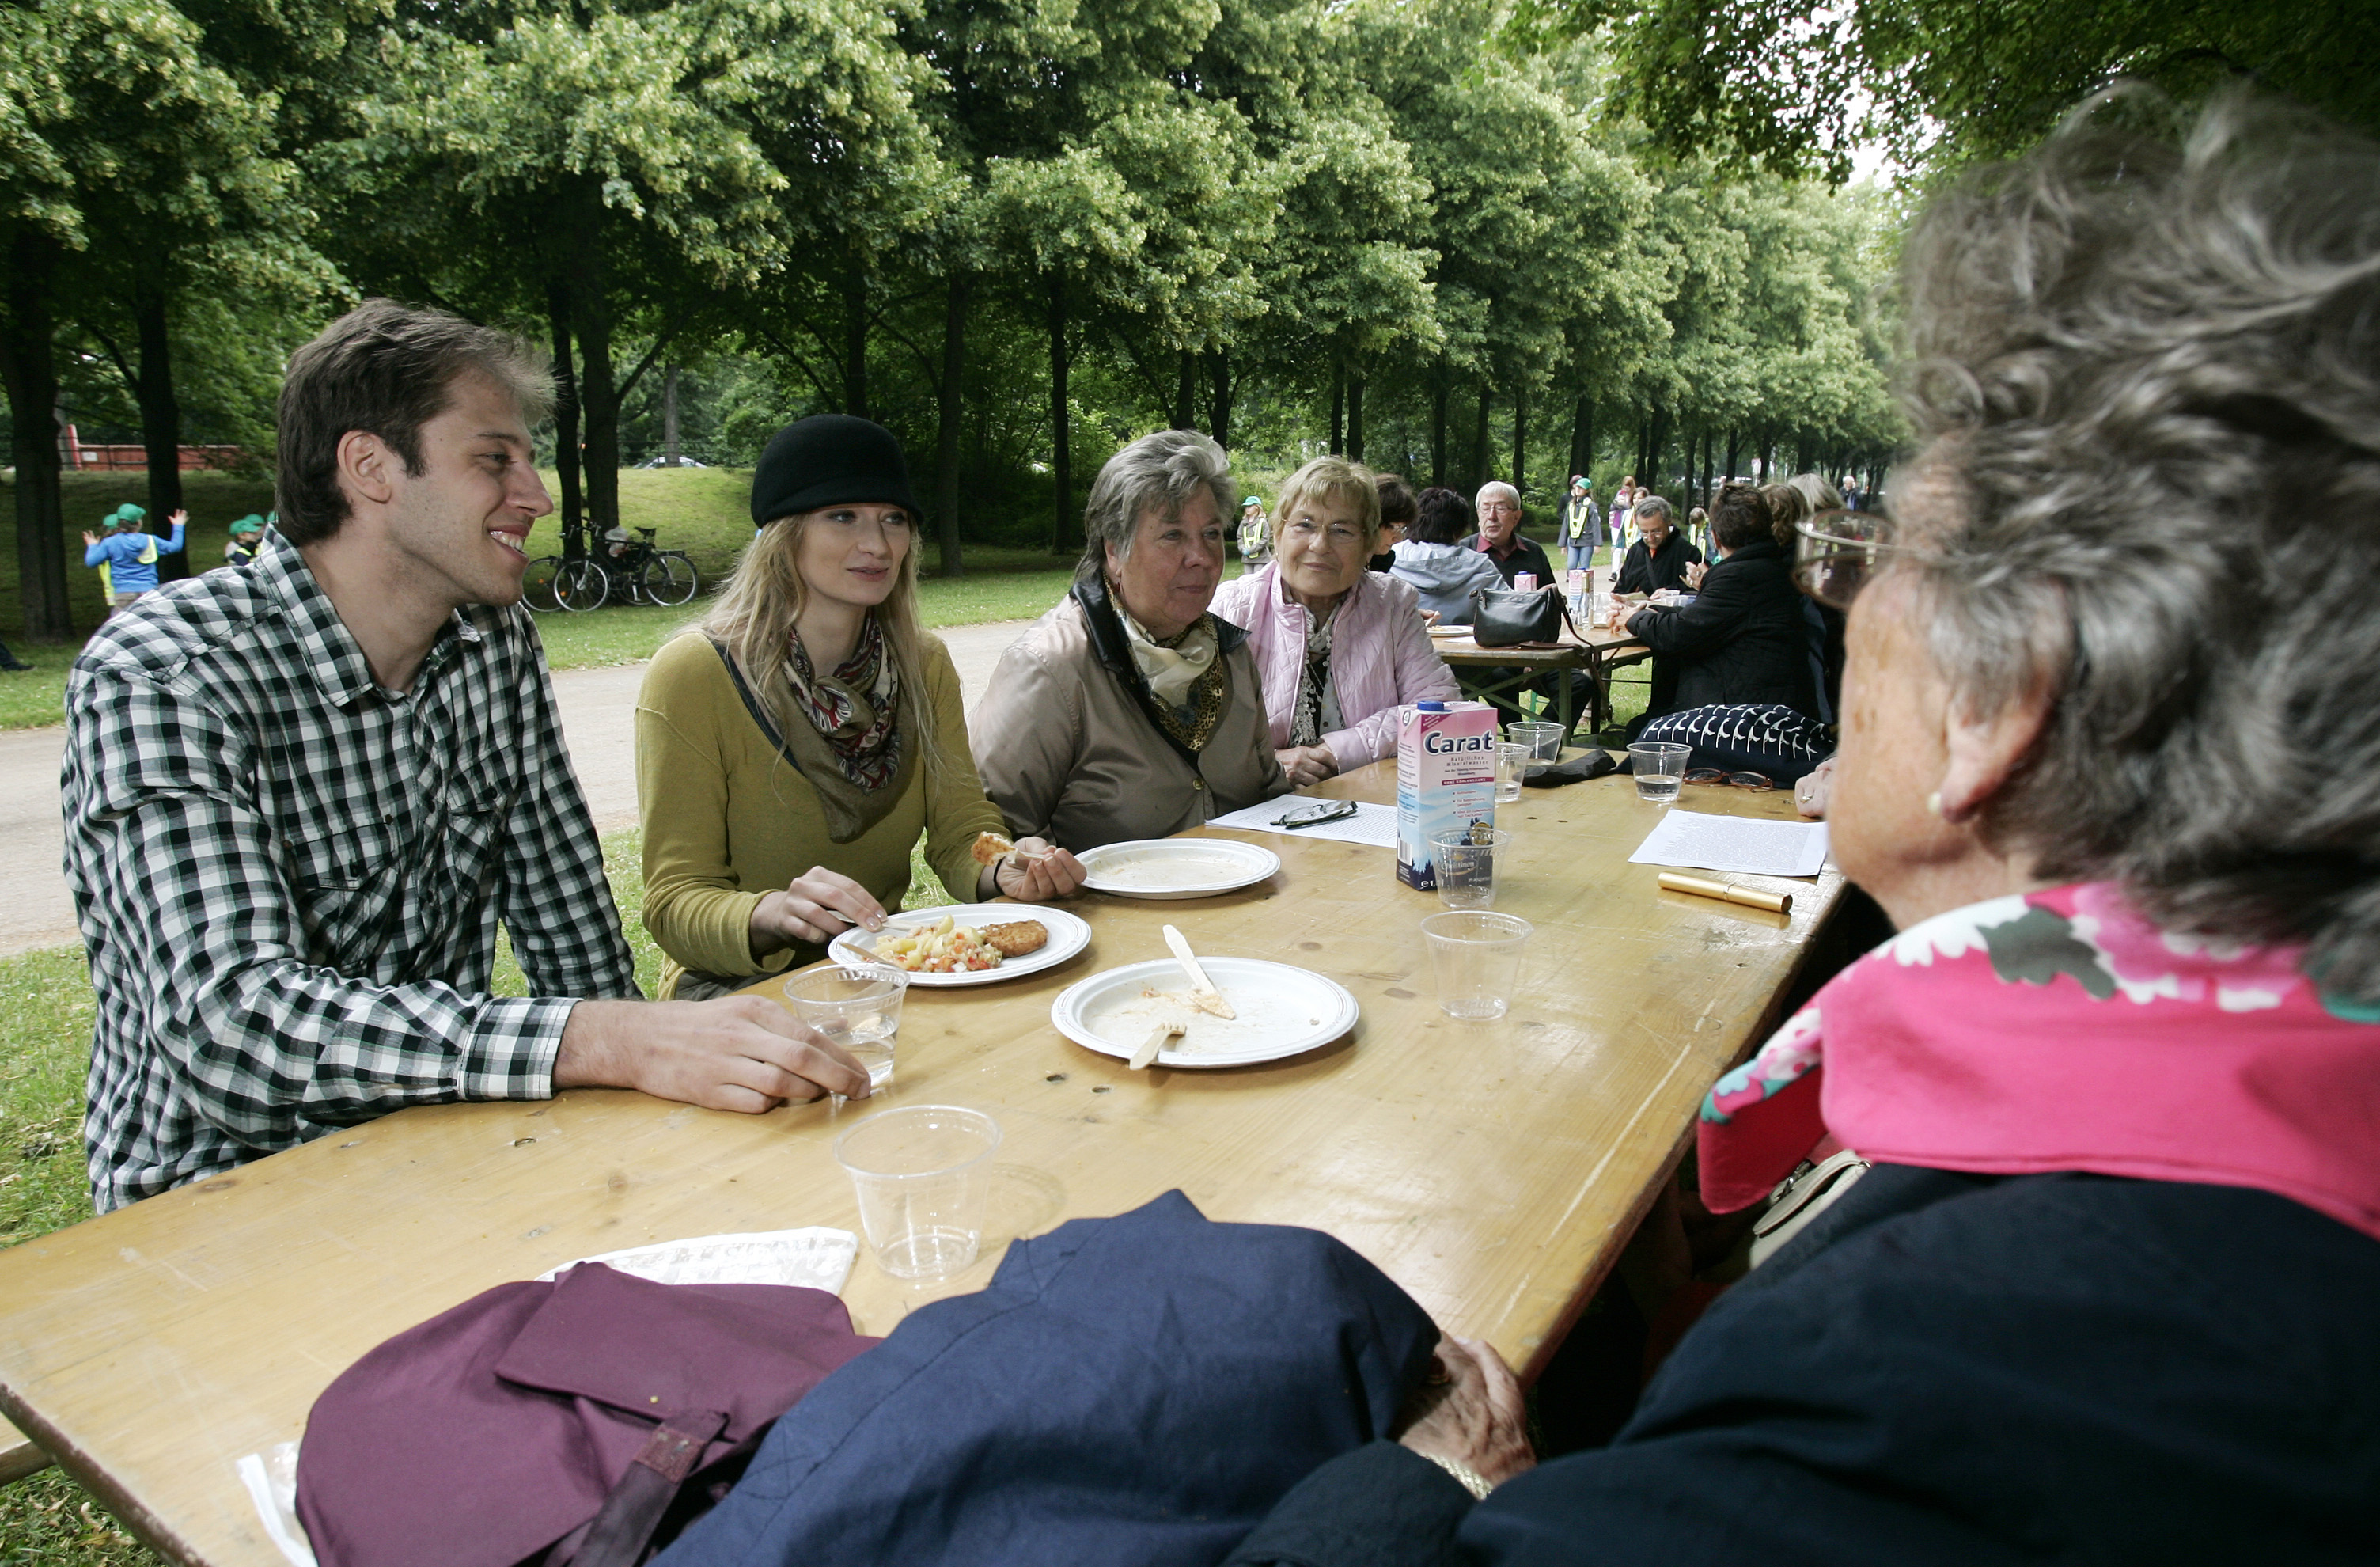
[551,1408,730,1567]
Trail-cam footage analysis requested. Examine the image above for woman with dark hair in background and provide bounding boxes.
[1389,487,1506,624]
[1369,474,1419,573]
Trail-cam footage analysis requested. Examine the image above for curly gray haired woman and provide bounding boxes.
[1225,88,2380,1567]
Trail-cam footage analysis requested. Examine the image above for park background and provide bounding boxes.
[4,0,2374,1557]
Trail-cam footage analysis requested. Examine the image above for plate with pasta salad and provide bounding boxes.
[827,904,1091,987]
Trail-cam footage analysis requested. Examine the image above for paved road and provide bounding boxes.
[0,617,1038,958]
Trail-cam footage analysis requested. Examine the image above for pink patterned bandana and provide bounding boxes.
[1697,882,2380,1243]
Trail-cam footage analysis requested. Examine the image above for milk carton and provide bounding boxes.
[1396,700,1499,890]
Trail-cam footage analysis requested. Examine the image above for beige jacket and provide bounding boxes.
[970,582,1290,852]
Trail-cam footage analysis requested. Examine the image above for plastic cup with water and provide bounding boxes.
[1506,720,1565,761]
[1431,827,1512,909]
[1494,742,1529,803]
[1627,742,1691,804]
[784,962,909,1091]
[834,1104,1001,1281]
[1420,911,1533,1020]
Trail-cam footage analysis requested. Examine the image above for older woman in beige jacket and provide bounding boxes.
[971,431,1290,852]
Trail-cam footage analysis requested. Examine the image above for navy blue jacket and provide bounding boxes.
[656,1190,1438,1567]
[1229,1166,2380,1565]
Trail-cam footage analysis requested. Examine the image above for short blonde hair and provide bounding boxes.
[1272,456,1383,548]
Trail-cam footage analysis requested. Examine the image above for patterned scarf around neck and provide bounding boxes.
[1696,881,2380,1245]
[1288,593,1340,748]
[784,613,902,791]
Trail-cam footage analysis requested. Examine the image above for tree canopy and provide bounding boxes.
[4,0,1920,630]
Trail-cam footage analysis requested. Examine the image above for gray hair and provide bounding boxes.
[1078,429,1236,579]
[1892,87,2380,998]
[1475,480,1519,510]
[1631,495,1673,529]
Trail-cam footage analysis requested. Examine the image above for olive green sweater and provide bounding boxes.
[635,631,1007,996]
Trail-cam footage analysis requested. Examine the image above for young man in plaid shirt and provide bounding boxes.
[62,302,870,1211]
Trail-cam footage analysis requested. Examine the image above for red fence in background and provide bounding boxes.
[60,425,247,472]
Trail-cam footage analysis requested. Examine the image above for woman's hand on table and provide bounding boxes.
[1795,757,1836,820]
[987,837,1087,901]
[748,866,887,956]
[555,996,871,1109]
[1395,1334,1537,1490]
[1277,744,1340,790]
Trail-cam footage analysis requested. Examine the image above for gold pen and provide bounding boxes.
[1658,871,1793,915]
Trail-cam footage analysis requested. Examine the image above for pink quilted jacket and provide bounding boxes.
[1210,564,1460,774]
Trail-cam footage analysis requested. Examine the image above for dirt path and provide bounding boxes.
[0,617,1040,958]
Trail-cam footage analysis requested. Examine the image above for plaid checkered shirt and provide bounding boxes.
[63,532,640,1210]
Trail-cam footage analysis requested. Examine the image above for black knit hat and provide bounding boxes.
[750,415,919,526]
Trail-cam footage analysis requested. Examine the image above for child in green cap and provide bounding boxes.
[83,504,188,612]
[224,514,266,567]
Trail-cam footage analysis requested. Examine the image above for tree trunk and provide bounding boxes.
[1567,393,1589,482]
[1328,365,1343,456]
[131,266,188,580]
[1430,373,1448,488]
[1049,274,1072,553]
[1724,427,1739,488]
[1510,382,1526,499]
[1760,434,1775,482]
[1648,407,1673,493]
[1347,378,1365,464]
[1634,412,1650,484]
[1173,351,1197,431]
[1206,349,1233,450]
[545,279,584,558]
[1700,427,1714,507]
[1469,384,1489,492]
[843,256,869,419]
[561,179,621,540]
[0,230,73,640]
[934,273,969,578]
[661,363,681,465]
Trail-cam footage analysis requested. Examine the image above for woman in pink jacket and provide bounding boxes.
[1211,457,1459,788]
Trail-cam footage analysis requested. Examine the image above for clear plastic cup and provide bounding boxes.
[784,962,908,1091]
[1421,911,1533,1020]
[1494,742,1529,802]
[1506,720,1565,761]
[1431,827,1513,910]
[834,1104,1001,1280]
[1627,742,1691,804]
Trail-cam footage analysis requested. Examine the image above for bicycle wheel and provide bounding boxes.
[641,552,699,607]
[521,556,565,613]
[555,558,610,612]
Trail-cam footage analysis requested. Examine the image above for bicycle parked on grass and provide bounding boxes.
[524,525,700,613]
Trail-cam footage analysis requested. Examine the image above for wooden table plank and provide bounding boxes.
[0,760,1838,1565]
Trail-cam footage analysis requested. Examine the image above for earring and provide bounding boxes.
[1925,791,1944,818]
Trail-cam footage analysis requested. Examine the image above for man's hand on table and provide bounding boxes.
[1395,1334,1537,1491]
[1276,744,1340,790]
[555,996,871,1110]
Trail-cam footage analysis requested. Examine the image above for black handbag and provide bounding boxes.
[1468,584,1576,647]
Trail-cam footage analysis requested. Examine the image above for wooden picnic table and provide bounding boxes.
[1431,620,1650,738]
[0,758,1840,1565]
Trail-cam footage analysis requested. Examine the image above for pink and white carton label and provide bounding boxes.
[1397,702,1499,890]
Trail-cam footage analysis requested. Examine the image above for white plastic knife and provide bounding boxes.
[1162,924,1236,1019]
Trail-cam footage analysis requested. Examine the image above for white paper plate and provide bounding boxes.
[1077,839,1281,900]
[1426,623,1471,638]
[827,904,1090,987]
[1051,958,1359,1068]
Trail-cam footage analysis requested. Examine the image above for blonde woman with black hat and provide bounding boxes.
[635,415,1085,999]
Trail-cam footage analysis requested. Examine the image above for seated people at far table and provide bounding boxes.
[61,301,872,1214]
[636,415,1084,1000]
[1389,487,1506,624]
[1625,484,1816,724]
[1212,456,1458,789]
[1366,473,1418,573]
[1613,495,1704,595]
[1227,93,2380,1563]
[972,430,1289,853]
[1460,481,1555,587]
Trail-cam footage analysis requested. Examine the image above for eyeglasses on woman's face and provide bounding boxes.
[1793,508,1889,609]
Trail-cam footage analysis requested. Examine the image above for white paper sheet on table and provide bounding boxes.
[1204,797,1401,849]
[1628,810,1830,878]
